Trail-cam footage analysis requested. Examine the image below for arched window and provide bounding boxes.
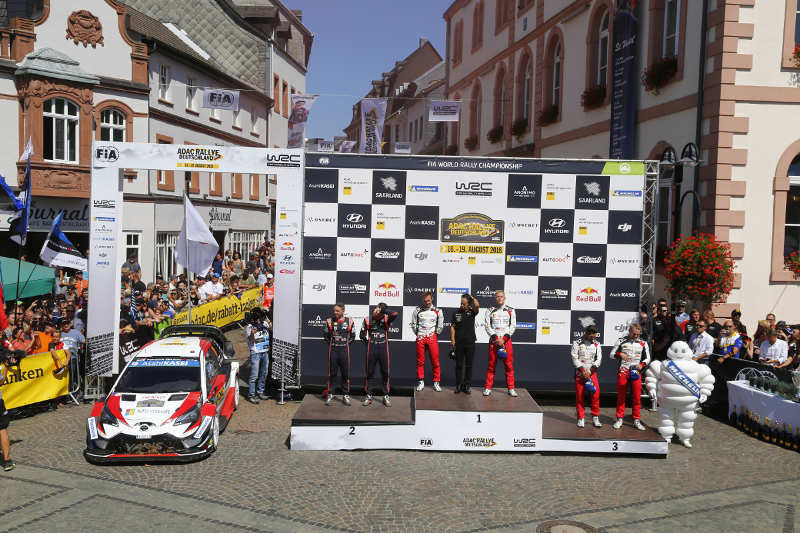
[494,64,505,128]
[551,42,561,106]
[43,97,79,163]
[100,108,125,142]
[470,82,481,138]
[516,52,533,123]
[472,1,483,51]
[785,155,800,255]
[597,11,609,86]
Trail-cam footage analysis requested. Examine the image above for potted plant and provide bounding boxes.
[641,56,679,94]
[511,117,528,137]
[581,84,606,109]
[446,144,458,155]
[785,251,800,278]
[663,233,736,305]
[538,104,559,126]
[487,125,504,144]
[464,135,478,151]
[794,43,800,68]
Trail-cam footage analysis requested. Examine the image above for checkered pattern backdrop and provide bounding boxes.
[300,160,644,352]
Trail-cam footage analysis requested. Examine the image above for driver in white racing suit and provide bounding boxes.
[410,291,444,392]
[610,323,651,430]
[483,290,518,397]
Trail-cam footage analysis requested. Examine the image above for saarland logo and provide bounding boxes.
[374,282,399,298]
[578,316,597,327]
[94,145,119,163]
[376,176,403,199]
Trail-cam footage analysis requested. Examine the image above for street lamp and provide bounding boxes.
[660,146,677,171]
[679,142,699,168]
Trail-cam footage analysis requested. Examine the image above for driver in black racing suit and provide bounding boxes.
[360,303,398,407]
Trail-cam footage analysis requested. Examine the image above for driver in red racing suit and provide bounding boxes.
[360,303,398,407]
[410,291,444,392]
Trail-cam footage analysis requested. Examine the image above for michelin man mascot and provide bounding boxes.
[644,341,715,448]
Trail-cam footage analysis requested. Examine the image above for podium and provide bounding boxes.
[290,388,667,455]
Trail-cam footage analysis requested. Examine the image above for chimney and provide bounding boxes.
[419,37,428,48]
[291,9,303,21]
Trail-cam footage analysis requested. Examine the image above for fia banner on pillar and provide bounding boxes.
[359,98,387,154]
[202,89,240,111]
[609,8,638,159]
[394,142,411,154]
[428,100,461,122]
[287,94,318,149]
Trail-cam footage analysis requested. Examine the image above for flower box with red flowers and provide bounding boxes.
[464,135,478,151]
[511,118,529,137]
[487,125,504,144]
[663,233,736,304]
[794,43,800,68]
[538,104,559,126]
[785,251,800,276]
[641,56,679,94]
[581,84,606,110]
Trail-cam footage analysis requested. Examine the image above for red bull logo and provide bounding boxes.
[580,287,598,294]
[576,286,602,304]
[374,281,400,298]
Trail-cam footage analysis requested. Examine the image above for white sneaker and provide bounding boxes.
[508,389,518,397]
[592,416,602,428]
[681,438,692,448]
[324,394,334,406]
[483,388,492,396]
[577,418,585,428]
[433,382,442,392]
[343,395,351,406]
[633,419,646,431]
[383,395,391,407]
[416,380,425,392]
[362,395,373,406]
[613,418,623,429]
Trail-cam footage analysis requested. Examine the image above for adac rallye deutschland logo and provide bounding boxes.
[176,147,223,169]
[441,212,504,243]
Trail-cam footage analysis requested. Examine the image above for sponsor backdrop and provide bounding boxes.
[296,154,646,389]
[1,351,70,409]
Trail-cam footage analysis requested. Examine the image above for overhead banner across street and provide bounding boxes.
[292,154,648,388]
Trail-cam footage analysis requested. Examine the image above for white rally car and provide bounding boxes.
[84,325,239,463]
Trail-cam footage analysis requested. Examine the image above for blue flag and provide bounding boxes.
[0,174,23,211]
[10,156,31,246]
[40,210,87,270]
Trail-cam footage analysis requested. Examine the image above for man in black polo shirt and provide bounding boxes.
[450,293,479,394]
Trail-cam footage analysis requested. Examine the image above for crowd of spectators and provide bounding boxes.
[640,297,799,372]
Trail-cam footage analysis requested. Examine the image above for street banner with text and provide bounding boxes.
[287,94,318,148]
[1,351,69,409]
[359,98,387,154]
[609,8,638,159]
[428,100,461,122]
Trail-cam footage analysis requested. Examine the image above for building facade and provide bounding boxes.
[0,0,282,283]
[384,60,446,155]
[344,39,442,153]
[442,0,800,323]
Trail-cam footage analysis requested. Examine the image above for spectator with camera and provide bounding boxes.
[715,320,742,363]
[246,308,272,404]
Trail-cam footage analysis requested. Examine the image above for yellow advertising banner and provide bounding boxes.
[1,350,70,409]
[170,288,263,328]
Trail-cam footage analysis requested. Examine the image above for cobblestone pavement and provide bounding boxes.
[1,328,798,532]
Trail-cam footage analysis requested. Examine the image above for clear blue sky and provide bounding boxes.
[289,1,448,140]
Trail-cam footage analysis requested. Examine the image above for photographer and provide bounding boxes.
[0,350,17,471]
[246,308,272,404]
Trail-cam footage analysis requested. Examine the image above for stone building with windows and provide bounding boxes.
[384,60,446,155]
[442,0,799,322]
[0,0,283,282]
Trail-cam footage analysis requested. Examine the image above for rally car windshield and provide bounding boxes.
[114,358,202,393]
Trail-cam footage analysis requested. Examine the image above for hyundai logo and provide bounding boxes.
[548,218,566,228]
[346,213,364,223]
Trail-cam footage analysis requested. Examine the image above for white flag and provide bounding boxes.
[359,98,387,154]
[202,89,240,111]
[429,100,461,122]
[19,136,33,161]
[174,196,219,276]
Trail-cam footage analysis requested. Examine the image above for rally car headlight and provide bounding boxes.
[99,405,118,428]
[174,404,201,426]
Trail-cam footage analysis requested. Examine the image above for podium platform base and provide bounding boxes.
[290,388,667,456]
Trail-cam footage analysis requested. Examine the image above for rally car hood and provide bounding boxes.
[111,391,201,428]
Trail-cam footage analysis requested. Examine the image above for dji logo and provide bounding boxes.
[618,223,632,232]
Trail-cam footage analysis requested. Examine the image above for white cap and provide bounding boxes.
[267,273,274,279]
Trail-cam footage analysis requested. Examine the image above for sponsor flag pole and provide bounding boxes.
[13,138,33,304]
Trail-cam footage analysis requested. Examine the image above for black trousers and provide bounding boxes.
[365,341,390,396]
[454,342,475,388]
[327,345,350,395]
